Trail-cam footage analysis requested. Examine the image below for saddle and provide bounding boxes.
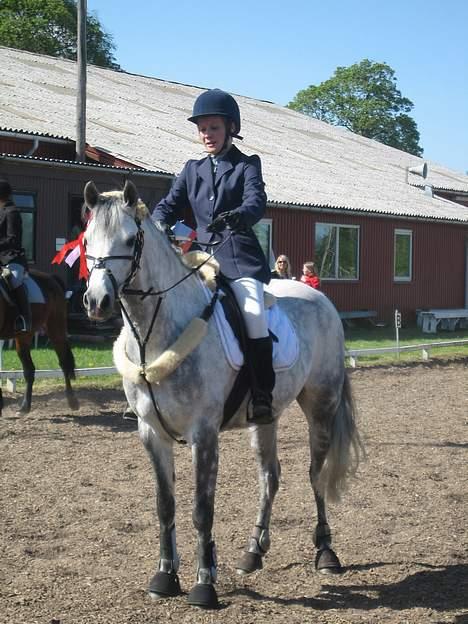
[0,268,15,306]
[182,251,298,427]
[0,268,45,306]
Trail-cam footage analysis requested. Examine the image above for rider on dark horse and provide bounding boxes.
[153,89,275,425]
[0,179,31,333]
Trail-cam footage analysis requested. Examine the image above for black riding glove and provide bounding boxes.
[207,210,244,234]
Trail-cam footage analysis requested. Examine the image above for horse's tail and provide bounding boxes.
[318,372,364,502]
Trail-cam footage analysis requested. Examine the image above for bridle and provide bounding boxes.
[85,217,145,302]
[85,215,227,443]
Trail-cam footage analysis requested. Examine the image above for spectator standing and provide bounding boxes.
[271,255,293,279]
[300,261,321,290]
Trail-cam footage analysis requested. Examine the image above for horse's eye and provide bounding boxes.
[126,236,135,248]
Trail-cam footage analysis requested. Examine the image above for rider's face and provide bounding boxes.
[197,116,227,155]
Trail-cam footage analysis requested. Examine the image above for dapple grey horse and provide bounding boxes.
[82,180,362,609]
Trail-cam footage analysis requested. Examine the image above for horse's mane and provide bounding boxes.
[92,191,217,287]
[98,191,149,225]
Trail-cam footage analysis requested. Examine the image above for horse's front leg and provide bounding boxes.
[187,427,219,609]
[139,424,181,599]
[15,336,35,414]
[236,422,280,575]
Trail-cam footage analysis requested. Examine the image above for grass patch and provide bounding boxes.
[344,325,468,366]
[2,325,467,390]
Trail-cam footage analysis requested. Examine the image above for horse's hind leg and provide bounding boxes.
[236,422,280,575]
[15,335,35,414]
[47,327,79,411]
[297,386,344,575]
[140,426,181,600]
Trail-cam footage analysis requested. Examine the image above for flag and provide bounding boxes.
[171,221,197,253]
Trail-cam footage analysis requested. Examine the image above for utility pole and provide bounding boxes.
[76,0,87,162]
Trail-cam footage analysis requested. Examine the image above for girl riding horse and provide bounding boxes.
[153,89,274,425]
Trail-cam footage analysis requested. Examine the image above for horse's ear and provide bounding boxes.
[123,180,138,207]
[84,181,99,209]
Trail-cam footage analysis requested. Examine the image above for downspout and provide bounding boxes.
[25,137,39,157]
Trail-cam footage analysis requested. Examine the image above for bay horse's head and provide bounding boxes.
[83,180,146,321]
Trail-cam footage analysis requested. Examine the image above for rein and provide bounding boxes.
[86,217,227,444]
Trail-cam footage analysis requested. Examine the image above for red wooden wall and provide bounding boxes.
[267,204,468,323]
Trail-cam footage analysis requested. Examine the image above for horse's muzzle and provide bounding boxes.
[83,290,114,321]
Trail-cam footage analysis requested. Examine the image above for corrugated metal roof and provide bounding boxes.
[0,152,171,176]
[1,46,468,222]
[0,126,73,142]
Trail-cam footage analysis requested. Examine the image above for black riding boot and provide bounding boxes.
[12,284,32,333]
[247,336,275,425]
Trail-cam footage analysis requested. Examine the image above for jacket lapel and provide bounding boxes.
[196,157,214,190]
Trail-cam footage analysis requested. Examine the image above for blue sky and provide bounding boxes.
[87,0,467,174]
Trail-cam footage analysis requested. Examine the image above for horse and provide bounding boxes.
[0,270,79,416]
[82,180,363,610]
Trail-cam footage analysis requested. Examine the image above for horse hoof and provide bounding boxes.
[16,405,30,415]
[236,551,263,575]
[187,583,219,609]
[315,548,342,574]
[68,396,80,411]
[148,571,181,598]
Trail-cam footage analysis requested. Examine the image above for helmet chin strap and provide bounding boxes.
[219,133,233,156]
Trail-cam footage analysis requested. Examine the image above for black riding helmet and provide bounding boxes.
[188,89,243,139]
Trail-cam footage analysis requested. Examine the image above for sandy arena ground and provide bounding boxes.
[1,360,467,624]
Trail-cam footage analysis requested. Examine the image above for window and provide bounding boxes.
[253,218,273,266]
[394,229,412,281]
[12,192,36,263]
[315,223,359,279]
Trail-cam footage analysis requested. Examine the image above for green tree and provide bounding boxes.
[0,0,120,70]
[288,59,422,156]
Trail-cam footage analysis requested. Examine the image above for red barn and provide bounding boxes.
[1,47,467,323]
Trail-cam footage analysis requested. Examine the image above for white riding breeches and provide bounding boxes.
[229,277,268,339]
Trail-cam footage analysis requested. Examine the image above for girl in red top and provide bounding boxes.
[300,261,321,289]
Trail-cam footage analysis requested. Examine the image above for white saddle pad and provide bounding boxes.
[202,283,299,372]
[24,275,45,304]
[0,274,45,305]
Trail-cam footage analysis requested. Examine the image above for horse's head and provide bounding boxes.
[83,180,146,321]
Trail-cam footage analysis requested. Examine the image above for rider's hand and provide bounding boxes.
[207,210,244,233]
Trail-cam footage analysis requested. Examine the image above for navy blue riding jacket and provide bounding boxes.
[152,145,271,284]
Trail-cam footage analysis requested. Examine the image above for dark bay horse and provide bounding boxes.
[0,269,79,415]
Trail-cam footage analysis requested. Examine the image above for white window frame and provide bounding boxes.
[394,228,413,282]
[12,191,37,263]
[253,218,273,266]
[315,222,360,280]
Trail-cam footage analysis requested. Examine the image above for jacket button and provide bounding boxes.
[209,195,215,201]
